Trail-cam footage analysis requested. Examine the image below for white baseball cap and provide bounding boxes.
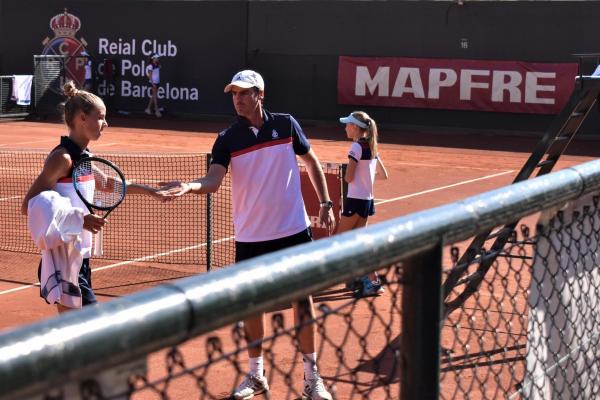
[224,70,265,93]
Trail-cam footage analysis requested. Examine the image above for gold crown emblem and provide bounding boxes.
[49,8,81,37]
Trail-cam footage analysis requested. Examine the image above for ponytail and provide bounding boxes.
[351,111,378,159]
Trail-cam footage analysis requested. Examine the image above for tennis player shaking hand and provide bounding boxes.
[158,70,334,399]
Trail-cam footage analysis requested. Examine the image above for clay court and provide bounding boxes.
[1,116,599,399]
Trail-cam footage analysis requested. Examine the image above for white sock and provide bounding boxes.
[249,356,263,376]
[303,352,318,381]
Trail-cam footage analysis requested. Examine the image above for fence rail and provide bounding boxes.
[1,159,600,399]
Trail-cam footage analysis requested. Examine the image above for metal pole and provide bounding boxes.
[206,154,213,271]
[401,242,442,400]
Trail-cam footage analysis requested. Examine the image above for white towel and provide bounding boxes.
[11,75,33,106]
[28,191,86,308]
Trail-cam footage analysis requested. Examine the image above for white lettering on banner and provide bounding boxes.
[354,66,557,105]
[356,66,389,96]
[460,69,490,100]
[525,72,556,104]
[121,80,199,101]
[141,39,178,57]
[392,68,425,98]
[96,37,198,104]
[121,59,150,78]
[97,38,136,55]
[428,69,457,99]
[96,81,116,97]
[97,38,177,57]
[491,71,522,103]
[309,216,326,229]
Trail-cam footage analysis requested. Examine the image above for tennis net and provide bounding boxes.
[0,150,235,270]
[0,149,342,294]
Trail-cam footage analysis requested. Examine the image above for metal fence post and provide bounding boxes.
[206,154,213,271]
[401,242,442,400]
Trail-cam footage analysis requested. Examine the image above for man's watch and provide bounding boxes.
[320,200,334,209]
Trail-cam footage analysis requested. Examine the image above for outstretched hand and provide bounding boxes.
[157,181,192,198]
[148,187,174,202]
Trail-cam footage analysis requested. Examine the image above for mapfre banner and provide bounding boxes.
[338,56,578,114]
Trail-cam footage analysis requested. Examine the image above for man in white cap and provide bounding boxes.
[159,70,335,400]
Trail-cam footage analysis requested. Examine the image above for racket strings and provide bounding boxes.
[74,159,125,209]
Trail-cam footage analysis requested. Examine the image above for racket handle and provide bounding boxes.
[93,200,104,257]
[93,230,104,257]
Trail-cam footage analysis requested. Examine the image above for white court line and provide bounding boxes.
[0,139,56,147]
[0,283,38,295]
[0,195,20,202]
[394,161,512,171]
[374,170,515,206]
[92,142,118,147]
[0,236,235,296]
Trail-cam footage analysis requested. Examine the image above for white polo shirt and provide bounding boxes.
[211,110,311,242]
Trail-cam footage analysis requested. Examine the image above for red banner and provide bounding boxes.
[338,56,578,114]
[301,166,342,240]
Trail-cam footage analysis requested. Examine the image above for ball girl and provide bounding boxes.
[338,111,389,296]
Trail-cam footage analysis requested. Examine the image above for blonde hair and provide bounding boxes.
[350,111,378,158]
[61,81,104,129]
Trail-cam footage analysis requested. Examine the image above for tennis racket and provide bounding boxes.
[72,156,127,257]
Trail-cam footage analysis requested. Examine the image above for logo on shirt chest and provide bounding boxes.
[271,129,279,139]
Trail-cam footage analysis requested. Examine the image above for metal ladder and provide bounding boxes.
[442,75,600,320]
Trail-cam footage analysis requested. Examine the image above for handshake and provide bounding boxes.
[144,181,195,202]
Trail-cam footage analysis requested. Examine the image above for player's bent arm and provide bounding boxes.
[375,157,389,180]
[187,164,227,194]
[126,182,162,197]
[299,149,331,204]
[344,159,357,184]
[21,151,71,215]
[299,149,336,234]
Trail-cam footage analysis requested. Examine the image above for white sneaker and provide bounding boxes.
[232,373,269,399]
[302,373,332,400]
[155,109,162,118]
[144,107,152,115]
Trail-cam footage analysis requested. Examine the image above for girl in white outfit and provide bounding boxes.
[338,111,389,296]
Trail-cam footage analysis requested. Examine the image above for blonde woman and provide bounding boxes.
[338,111,389,296]
[23,81,165,313]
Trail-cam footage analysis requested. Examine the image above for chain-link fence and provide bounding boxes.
[2,160,600,399]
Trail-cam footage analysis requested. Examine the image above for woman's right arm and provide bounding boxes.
[375,157,389,180]
[344,159,357,184]
[21,151,71,215]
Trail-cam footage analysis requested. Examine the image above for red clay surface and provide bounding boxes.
[1,115,599,399]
